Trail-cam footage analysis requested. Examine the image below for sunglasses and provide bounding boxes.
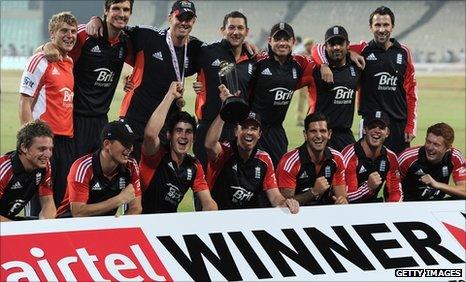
[176,12,195,22]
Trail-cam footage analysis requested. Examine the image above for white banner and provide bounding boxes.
[1,201,465,281]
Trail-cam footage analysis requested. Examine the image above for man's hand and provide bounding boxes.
[404,132,415,143]
[312,176,330,196]
[419,174,440,189]
[123,75,134,92]
[218,84,234,102]
[280,198,299,214]
[43,42,62,62]
[320,64,334,83]
[333,195,348,204]
[118,185,136,205]
[193,81,203,94]
[349,50,365,69]
[243,40,261,57]
[367,172,382,190]
[86,16,103,37]
[167,81,183,99]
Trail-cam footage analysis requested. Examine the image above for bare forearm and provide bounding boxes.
[125,197,142,215]
[205,115,224,160]
[435,182,466,199]
[19,96,33,125]
[145,93,175,140]
[0,215,11,222]
[71,196,123,217]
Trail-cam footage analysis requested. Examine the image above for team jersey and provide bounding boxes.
[276,144,346,205]
[57,151,141,217]
[139,146,208,213]
[398,146,466,200]
[195,39,256,121]
[342,140,403,203]
[0,152,52,218]
[309,52,361,129]
[207,142,277,209]
[19,52,74,137]
[69,24,130,117]
[249,50,315,126]
[120,26,202,124]
[315,39,418,135]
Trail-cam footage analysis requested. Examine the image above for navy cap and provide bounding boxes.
[240,111,262,127]
[325,25,349,42]
[101,120,136,147]
[364,110,390,127]
[171,0,196,16]
[270,22,294,38]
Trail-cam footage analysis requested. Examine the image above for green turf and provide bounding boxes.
[1,68,465,211]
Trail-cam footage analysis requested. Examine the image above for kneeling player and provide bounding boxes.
[140,82,217,213]
[398,122,465,200]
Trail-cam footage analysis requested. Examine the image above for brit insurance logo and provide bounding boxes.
[270,87,294,106]
[94,68,115,87]
[59,87,74,107]
[374,72,398,91]
[0,228,172,281]
[331,86,354,105]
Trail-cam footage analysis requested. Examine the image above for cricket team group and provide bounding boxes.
[1,0,464,221]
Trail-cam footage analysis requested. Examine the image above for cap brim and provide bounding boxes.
[272,29,293,38]
[240,118,261,127]
[325,35,347,42]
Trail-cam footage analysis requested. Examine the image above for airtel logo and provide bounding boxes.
[1,228,172,281]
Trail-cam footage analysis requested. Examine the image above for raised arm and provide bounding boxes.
[205,84,233,161]
[142,81,183,156]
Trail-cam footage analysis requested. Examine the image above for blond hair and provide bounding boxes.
[48,11,78,33]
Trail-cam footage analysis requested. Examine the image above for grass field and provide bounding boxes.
[1,68,465,211]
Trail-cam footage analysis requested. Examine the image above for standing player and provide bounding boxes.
[0,121,55,221]
[342,110,403,203]
[42,0,134,158]
[398,123,466,200]
[308,26,361,151]
[139,82,217,213]
[277,113,348,205]
[249,22,316,166]
[19,12,78,215]
[88,0,202,161]
[194,11,256,169]
[315,6,417,154]
[205,85,299,213]
[57,120,142,217]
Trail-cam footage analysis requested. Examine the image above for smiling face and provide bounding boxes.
[169,11,196,40]
[370,14,394,48]
[235,122,261,152]
[50,22,77,54]
[304,121,331,153]
[105,0,132,32]
[221,17,249,48]
[168,122,194,156]
[21,136,53,170]
[105,140,133,165]
[424,133,450,164]
[268,31,295,58]
[364,121,390,149]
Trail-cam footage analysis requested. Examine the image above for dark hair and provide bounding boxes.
[16,120,53,152]
[427,122,455,147]
[222,11,248,29]
[304,112,328,131]
[105,0,134,12]
[167,111,197,135]
[369,6,395,26]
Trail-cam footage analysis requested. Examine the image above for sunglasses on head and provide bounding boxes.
[176,12,195,22]
[366,122,387,130]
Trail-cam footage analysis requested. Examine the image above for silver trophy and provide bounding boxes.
[218,61,249,123]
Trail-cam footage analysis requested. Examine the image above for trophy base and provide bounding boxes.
[220,96,250,123]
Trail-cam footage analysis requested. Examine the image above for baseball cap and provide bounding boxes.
[270,22,294,38]
[171,0,196,16]
[325,25,349,42]
[101,120,136,147]
[240,111,262,127]
[364,110,390,128]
